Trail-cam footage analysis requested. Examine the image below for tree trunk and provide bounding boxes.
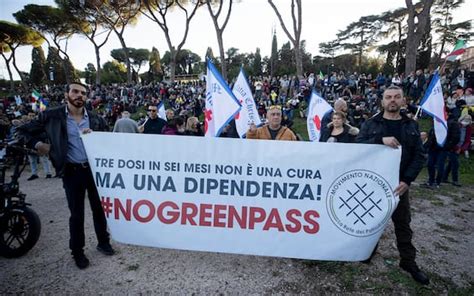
[396,22,402,71]
[217,30,227,80]
[294,44,303,78]
[404,0,434,75]
[170,49,177,83]
[11,50,28,90]
[116,32,132,84]
[95,46,102,85]
[1,53,14,91]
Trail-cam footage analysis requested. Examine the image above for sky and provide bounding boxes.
[1,0,473,80]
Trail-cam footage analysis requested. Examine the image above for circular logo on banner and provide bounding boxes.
[326,170,396,237]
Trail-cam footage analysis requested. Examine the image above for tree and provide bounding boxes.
[148,47,163,81]
[84,63,96,85]
[253,48,262,76]
[206,0,235,80]
[111,47,150,75]
[270,29,277,77]
[267,0,303,78]
[432,0,472,65]
[14,4,77,83]
[336,15,382,73]
[30,46,47,86]
[404,0,435,75]
[45,46,67,84]
[0,20,43,90]
[142,0,202,82]
[92,0,141,84]
[101,60,127,84]
[56,0,114,85]
[162,49,201,75]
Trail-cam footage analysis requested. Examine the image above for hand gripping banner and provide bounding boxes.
[82,133,400,261]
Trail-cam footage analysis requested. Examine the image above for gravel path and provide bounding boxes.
[1,174,473,294]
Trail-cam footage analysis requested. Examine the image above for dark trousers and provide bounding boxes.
[392,190,416,267]
[427,150,442,185]
[440,151,459,183]
[62,164,109,255]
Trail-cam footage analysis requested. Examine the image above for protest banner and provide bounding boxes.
[82,133,400,261]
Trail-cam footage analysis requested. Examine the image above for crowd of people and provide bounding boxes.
[0,66,473,284]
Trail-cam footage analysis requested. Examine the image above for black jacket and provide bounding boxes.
[356,112,424,185]
[426,119,460,152]
[320,124,358,143]
[18,105,108,175]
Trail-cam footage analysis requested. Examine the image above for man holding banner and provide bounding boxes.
[247,105,297,141]
[357,86,429,285]
[19,82,115,269]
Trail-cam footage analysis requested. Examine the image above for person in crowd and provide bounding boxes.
[113,111,139,133]
[139,105,167,134]
[356,85,429,285]
[321,99,348,136]
[247,105,296,141]
[440,116,463,185]
[424,108,461,187]
[457,114,472,159]
[185,116,203,136]
[464,87,474,107]
[0,106,10,140]
[161,116,185,135]
[18,82,115,269]
[166,108,175,121]
[21,113,52,180]
[320,111,359,143]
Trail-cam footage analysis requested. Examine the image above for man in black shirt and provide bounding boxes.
[357,86,429,285]
[139,105,167,134]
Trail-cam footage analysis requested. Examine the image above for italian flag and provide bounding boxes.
[446,39,466,62]
[31,90,41,103]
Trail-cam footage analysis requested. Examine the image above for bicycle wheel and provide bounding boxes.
[0,206,41,258]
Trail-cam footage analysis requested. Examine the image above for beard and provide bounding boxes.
[67,95,84,108]
[384,103,401,113]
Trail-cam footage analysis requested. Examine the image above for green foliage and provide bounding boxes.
[147,47,163,82]
[84,63,96,85]
[101,60,127,84]
[29,46,46,86]
[0,20,44,48]
[252,48,262,76]
[111,47,151,73]
[45,47,66,84]
[14,4,75,41]
[162,49,201,75]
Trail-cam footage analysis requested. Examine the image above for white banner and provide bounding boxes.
[420,72,447,146]
[233,68,262,138]
[205,60,241,137]
[82,133,400,261]
[307,91,333,142]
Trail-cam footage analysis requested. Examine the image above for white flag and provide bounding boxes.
[420,72,447,146]
[232,68,262,138]
[157,101,167,121]
[205,60,241,137]
[307,91,333,142]
[15,95,22,105]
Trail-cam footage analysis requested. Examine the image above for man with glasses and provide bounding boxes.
[139,105,167,134]
[247,105,297,141]
[19,82,115,269]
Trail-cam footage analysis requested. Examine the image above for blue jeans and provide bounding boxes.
[28,154,51,175]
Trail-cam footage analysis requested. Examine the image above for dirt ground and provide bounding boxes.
[1,173,473,295]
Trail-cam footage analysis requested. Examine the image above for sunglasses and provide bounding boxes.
[268,105,282,110]
[148,109,157,112]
